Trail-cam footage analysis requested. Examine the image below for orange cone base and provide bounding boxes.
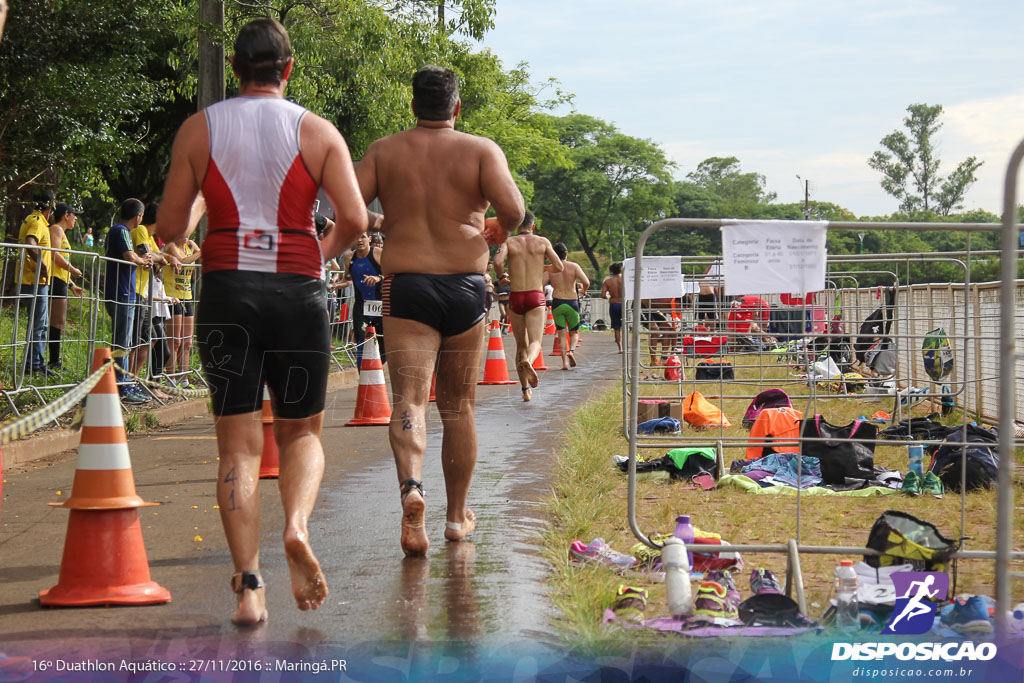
[345,385,392,426]
[428,374,437,402]
[550,337,563,356]
[532,352,548,371]
[478,377,517,385]
[259,422,280,479]
[39,509,171,607]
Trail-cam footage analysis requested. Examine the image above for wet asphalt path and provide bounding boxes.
[0,331,621,670]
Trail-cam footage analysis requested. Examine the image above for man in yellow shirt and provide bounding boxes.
[19,190,56,375]
[130,202,175,379]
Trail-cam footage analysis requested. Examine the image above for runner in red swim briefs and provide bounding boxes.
[493,210,562,400]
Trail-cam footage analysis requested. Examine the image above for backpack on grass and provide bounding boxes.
[928,424,998,492]
[865,510,957,572]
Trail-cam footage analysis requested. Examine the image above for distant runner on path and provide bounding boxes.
[157,18,367,627]
[546,242,590,370]
[354,65,524,558]
[601,262,623,353]
[493,210,562,401]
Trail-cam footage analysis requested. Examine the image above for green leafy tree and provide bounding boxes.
[646,181,720,257]
[527,114,675,277]
[868,103,983,215]
[0,0,174,236]
[686,156,777,217]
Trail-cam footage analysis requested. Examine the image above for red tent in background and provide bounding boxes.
[726,295,770,333]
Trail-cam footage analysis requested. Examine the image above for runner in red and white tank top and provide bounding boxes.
[202,97,321,277]
[156,18,367,628]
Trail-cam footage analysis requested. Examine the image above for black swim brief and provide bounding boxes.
[196,270,330,419]
[382,272,487,337]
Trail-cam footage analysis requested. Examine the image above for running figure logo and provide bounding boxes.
[884,571,948,635]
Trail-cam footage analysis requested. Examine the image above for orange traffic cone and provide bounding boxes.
[550,334,563,356]
[259,384,279,479]
[543,307,556,335]
[39,347,171,606]
[429,372,437,402]
[346,326,392,426]
[532,348,548,371]
[479,320,517,385]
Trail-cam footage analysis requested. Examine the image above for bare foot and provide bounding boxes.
[232,586,268,627]
[522,387,532,402]
[567,351,577,368]
[518,360,539,387]
[401,488,429,557]
[284,533,328,611]
[444,509,476,542]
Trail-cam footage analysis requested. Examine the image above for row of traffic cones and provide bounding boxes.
[36,318,566,606]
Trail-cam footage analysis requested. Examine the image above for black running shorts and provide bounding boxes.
[382,272,487,337]
[197,271,330,418]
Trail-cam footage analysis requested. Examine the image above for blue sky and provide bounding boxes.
[475,0,1024,217]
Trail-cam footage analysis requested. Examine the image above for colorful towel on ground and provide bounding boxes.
[740,452,822,489]
[718,474,899,497]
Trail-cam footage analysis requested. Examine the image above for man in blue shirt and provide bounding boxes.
[105,199,152,403]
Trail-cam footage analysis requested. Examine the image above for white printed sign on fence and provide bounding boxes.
[623,256,682,299]
[721,221,827,296]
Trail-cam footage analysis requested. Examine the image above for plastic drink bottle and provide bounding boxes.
[907,445,924,478]
[673,515,695,569]
[834,560,859,632]
[662,537,693,618]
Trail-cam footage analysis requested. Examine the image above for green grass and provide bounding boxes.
[541,349,1024,650]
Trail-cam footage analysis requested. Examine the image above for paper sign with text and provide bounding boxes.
[363,300,382,317]
[721,221,827,295]
[623,256,682,299]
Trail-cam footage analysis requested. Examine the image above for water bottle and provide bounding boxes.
[673,515,695,570]
[662,538,693,618]
[907,445,924,478]
[834,560,859,632]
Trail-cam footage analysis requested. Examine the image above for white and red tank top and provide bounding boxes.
[202,97,321,278]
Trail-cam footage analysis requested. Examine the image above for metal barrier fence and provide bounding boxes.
[0,235,368,415]
[0,240,208,411]
[624,199,1023,636]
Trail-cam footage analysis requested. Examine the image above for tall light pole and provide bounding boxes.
[795,175,810,220]
[198,0,224,246]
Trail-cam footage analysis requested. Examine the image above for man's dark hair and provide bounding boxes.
[33,189,55,210]
[120,198,144,221]
[233,18,292,85]
[554,242,568,260]
[610,262,622,275]
[412,66,459,121]
[519,210,535,230]
[142,202,158,226]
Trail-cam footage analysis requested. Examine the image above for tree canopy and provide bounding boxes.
[0,5,1007,286]
[867,103,983,216]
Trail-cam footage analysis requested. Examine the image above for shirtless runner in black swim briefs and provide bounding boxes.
[355,65,524,558]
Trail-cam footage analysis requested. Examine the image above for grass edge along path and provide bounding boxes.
[538,385,665,655]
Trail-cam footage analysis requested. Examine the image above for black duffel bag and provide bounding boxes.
[801,415,877,485]
[696,359,734,381]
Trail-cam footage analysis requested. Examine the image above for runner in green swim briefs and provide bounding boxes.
[545,242,590,370]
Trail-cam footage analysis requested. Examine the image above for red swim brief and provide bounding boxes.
[508,289,546,315]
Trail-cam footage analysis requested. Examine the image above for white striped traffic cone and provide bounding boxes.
[40,347,170,606]
[479,320,517,385]
[346,326,392,426]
